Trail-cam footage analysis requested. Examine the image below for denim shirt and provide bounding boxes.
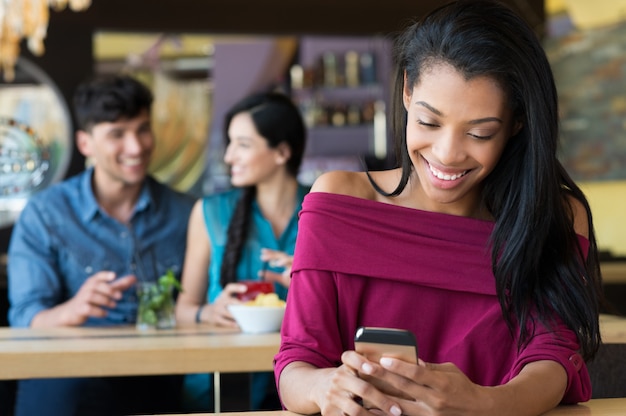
[7,168,195,327]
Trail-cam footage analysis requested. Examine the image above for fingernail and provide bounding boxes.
[361,362,373,374]
[390,405,402,416]
[380,357,393,368]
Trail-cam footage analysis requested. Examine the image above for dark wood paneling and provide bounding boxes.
[48,0,545,36]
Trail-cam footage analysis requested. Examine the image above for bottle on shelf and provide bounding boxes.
[322,52,338,88]
[359,52,377,85]
[344,50,360,88]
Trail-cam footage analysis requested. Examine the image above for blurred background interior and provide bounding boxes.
[1,0,626,410]
[1,0,626,336]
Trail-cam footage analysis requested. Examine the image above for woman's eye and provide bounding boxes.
[469,132,493,140]
[229,139,250,149]
[417,120,438,127]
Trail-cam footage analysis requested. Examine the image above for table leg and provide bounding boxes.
[213,371,221,413]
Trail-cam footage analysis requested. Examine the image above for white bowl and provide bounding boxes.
[227,304,286,333]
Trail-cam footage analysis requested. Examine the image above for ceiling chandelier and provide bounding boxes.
[0,0,91,82]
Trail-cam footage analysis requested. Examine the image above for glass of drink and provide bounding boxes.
[136,281,176,330]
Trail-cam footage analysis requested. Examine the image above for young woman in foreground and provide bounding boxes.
[274,1,602,415]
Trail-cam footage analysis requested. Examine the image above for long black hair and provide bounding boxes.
[220,92,306,288]
[376,0,601,360]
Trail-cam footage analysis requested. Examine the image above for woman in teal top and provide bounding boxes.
[175,91,308,411]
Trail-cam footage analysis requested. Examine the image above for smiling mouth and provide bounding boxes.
[427,162,468,181]
[121,157,143,167]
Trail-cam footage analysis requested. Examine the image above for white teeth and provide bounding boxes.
[428,164,467,181]
[122,158,142,166]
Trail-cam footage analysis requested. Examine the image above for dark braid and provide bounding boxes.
[220,186,257,287]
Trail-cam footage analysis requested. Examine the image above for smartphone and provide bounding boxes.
[354,327,418,404]
[354,327,418,364]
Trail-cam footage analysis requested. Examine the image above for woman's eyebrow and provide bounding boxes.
[468,117,503,125]
[416,101,502,125]
[416,100,442,116]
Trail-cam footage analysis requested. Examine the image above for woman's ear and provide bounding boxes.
[274,142,292,165]
[403,71,412,111]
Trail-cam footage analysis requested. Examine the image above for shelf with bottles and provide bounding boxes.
[304,100,388,160]
[291,47,380,88]
[296,96,381,130]
[290,36,392,158]
[291,49,384,123]
[292,83,383,104]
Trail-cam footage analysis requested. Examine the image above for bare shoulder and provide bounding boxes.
[566,194,590,238]
[188,198,206,228]
[310,170,377,200]
[191,198,204,219]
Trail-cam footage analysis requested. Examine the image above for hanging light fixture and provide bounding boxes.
[0,0,91,82]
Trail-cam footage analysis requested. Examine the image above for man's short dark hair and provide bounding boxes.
[73,74,153,131]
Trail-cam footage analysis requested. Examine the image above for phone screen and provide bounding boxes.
[354,327,418,363]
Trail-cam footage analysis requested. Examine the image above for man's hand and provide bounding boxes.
[31,272,137,327]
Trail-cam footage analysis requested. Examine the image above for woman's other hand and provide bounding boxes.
[260,248,293,288]
[280,359,401,416]
[204,283,247,327]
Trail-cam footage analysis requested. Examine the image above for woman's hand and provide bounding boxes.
[342,350,491,416]
[204,283,247,328]
[260,248,293,288]
[282,360,402,416]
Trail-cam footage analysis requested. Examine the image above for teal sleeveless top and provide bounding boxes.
[203,184,309,302]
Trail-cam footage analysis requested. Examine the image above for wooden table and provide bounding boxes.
[543,398,626,415]
[599,313,626,343]
[0,324,280,412]
[601,262,626,284]
[2,317,624,413]
[166,398,626,415]
[2,316,615,376]
[0,324,279,379]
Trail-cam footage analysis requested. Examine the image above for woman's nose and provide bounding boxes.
[431,131,466,165]
[223,143,234,164]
